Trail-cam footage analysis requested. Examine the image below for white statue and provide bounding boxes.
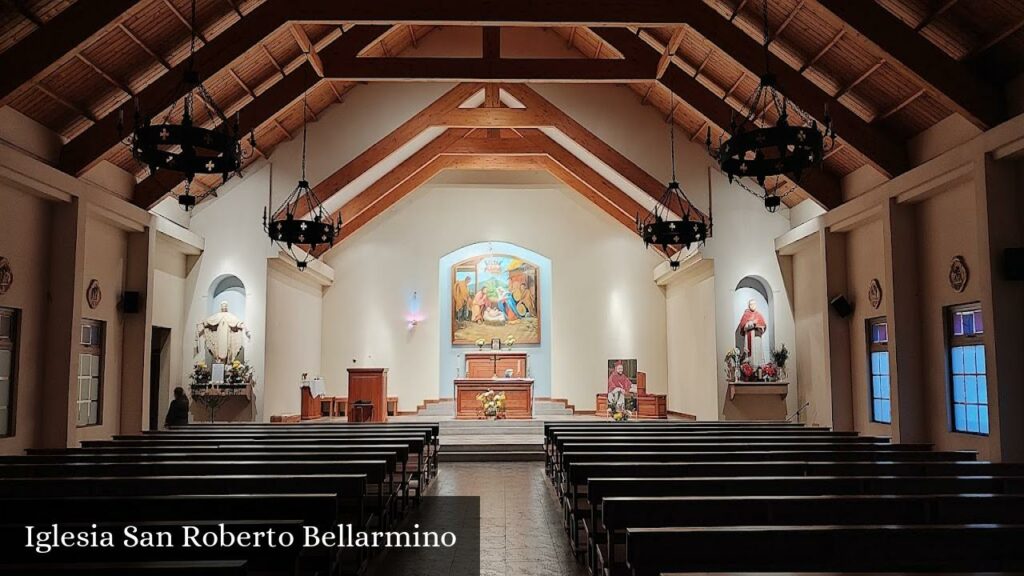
[196,301,250,363]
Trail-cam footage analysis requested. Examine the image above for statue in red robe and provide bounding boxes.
[737,299,767,365]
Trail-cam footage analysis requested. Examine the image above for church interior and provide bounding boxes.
[1,0,1023,574]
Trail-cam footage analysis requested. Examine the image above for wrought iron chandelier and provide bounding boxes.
[123,0,254,210]
[638,98,710,270]
[706,0,836,213]
[263,62,339,271]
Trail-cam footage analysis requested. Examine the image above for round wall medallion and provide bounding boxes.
[868,278,882,309]
[0,257,12,295]
[86,279,102,309]
[949,256,969,293]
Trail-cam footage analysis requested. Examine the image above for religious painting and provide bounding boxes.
[452,254,540,345]
[606,359,638,419]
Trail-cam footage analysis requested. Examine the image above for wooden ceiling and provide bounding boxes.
[0,0,1016,210]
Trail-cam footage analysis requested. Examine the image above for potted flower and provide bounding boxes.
[227,359,252,385]
[475,389,507,419]
[189,362,211,391]
[771,344,789,379]
[739,361,757,382]
[761,362,778,382]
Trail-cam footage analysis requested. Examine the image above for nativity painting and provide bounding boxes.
[452,254,540,345]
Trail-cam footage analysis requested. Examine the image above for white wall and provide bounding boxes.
[664,266,718,419]
[264,264,324,417]
[320,174,668,411]
[152,238,188,424]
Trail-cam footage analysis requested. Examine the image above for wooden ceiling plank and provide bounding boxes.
[118,23,171,70]
[729,0,750,22]
[799,28,844,74]
[222,0,245,18]
[879,88,926,121]
[600,12,908,179]
[61,1,290,176]
[261,43,286,78]
[7,0,44,28]
[834,58,884,101]
[771,0,804,44]
[915,0,960,32]
[816,0,1002,128]
[75,53,133,97]
[162,0,209,44]
[970,17,1024,57]
[35,82,97,123]
[0,0,142,103]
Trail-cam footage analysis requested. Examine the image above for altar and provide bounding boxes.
[455,379,534,419]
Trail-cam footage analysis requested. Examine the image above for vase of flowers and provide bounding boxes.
[227,359,252,384]
[771,344,789,378]
[504,336,516,350]
[606,388,634,421]
[189,362,211,390]
[476,338,486,351]
[475,389,506,419]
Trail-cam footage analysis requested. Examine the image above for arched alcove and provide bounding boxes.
[733,275,774,363]
[209,274,246,321]
[438,241,553,398]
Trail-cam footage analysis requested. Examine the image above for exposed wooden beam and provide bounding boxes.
[590,30,843,209]
[290,23,325,77]
[879,88,926,121]
[261,43,286,78]
[436,107,553,127]
[0,0,142,103]
[6,0,44,27]
[444,136,544,155]
[335,128,472,226]
[442,154,548,170]
[598,16,908,179]
[729,0,750,22]
[75,53,133,96]
[915,0,959,32]
[834,58,884,101]
[656,27,686,80]
[799,28,844,74]
[320,56,651,82]
[483,27,501,60]
[816,0,1002,128]
[133,27,392,209]
[770,0,804,44]
[162,0,208,44]
[503,83,703,217]
[35,83,97,123]
[970,17,1024,57]
[222,0,245,18]
[484,84,501,107]
[118,23,171,70]
[308,83,484,213]
[287,1,784,26]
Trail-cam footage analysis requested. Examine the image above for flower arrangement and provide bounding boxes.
[724,348,742,382]
[606,388,634,421]
[740,361,756,381]
[475,389,507,418]
[504,336,517,348]
[227,359,253,384]
[189,361,211,388]
[475,338,486,350]
[761,362,778,381]
[771,344,789,377]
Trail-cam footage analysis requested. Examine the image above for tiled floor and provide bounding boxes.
[375,462,587,576]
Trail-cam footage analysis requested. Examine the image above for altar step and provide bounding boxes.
[438,420,545,461]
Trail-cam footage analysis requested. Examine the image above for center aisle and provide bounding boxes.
[375,462,587,576]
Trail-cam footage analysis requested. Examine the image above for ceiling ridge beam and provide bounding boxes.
[815,0,1002,129]
[0,0,143,104]
[60,0,291,176]
[320,56,651,82]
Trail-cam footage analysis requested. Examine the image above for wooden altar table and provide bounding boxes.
[455,378,534,419]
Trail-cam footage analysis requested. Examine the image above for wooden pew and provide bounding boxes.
[625,524,1024,575]
[601,494,1024,576]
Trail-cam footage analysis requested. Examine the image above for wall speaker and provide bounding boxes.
[122,291,141,314]
[1005,248,1024,281]
[829,295,853,318]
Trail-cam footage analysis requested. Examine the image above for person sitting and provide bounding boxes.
[165,386,190,427]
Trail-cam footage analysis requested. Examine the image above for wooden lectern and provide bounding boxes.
[347,368,388,423]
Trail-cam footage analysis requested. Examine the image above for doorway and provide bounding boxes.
[149,327,171,430]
